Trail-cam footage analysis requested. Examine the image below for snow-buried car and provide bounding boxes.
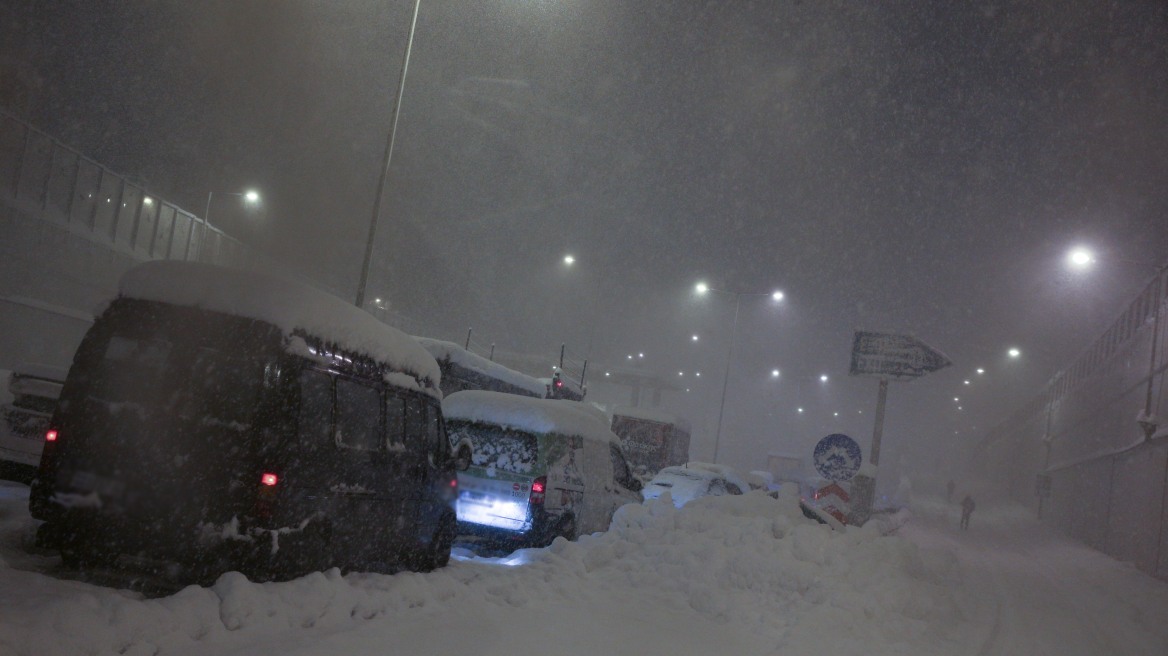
[30,261,460,580]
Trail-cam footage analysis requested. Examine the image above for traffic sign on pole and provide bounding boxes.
[848,331,950,525]
[850,331,952,380]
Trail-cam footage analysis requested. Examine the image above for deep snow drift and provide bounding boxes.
[1,480,1166,655]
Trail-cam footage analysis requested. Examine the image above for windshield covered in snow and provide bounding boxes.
[447,419,538,475]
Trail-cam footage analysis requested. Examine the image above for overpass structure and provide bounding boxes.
[0,110,285,371]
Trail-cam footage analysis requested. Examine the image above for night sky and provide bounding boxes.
[3,0,1166,483]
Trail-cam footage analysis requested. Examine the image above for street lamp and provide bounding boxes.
[201,189,261,258]
[356,0,423,309]
[695,281,786,463]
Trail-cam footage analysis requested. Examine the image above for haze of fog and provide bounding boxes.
[2,0,1166,492]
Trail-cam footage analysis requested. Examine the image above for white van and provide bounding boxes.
[444,390,642,547]
[0,364,66,484]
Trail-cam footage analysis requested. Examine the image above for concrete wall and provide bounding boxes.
[974,271,1168,580]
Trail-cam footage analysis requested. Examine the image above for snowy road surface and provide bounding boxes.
[1,479,1167,655]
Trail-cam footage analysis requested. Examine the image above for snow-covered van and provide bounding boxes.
[0,364,66,483]
[30,261,461,579]
[444,390,642,547]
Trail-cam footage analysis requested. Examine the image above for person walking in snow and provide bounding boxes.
[960,494,975,530]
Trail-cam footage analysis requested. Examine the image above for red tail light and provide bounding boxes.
[530,476,546,505]
[45,430,58,442]
[449,478,458,488]
[261,473,278,487]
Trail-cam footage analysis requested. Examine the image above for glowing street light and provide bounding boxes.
[1067,246,1096,270]
[1008,348,1021,359]
[819,374,829,383]
[771,369,780,378]
[199,189,261,258]
[563,254,575,266]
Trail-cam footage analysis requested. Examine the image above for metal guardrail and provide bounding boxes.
[0,109,248,268]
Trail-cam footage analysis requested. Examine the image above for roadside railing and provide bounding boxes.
[0,109,248,268]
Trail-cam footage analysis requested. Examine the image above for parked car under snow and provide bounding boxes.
[641,462,750,507]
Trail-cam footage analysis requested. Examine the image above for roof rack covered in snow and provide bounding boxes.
[117,261,440,393]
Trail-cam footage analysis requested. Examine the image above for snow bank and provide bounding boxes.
[0,485,967,656]
[118,261,440,392]
[443,391,615,443]
[6,481,1168,655]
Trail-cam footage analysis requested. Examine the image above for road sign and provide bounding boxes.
[813,433,862,482]
[849,331,952,380]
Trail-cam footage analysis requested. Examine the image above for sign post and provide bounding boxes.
[848,331,951,524]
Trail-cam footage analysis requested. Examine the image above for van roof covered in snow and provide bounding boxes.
[443,390,617,444]
[414,337,547,398]
[117,261,440,392]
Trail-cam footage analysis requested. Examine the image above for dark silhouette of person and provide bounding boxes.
[960,495,975,530]
[946,479,955,503]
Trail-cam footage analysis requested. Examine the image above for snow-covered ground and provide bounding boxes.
[1,479,1166,656]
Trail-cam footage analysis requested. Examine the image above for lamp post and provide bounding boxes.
[695,282,785,463]
[355,0,423,309]
[201,189,260,260]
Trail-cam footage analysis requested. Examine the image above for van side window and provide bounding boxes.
[425,402,447,460]
[385,393,405,448]
[335,378,382,451]
[609,444,635,487]
[404,396,427,453]
[298,369,333,450]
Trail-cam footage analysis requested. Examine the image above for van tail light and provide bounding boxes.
[45,430,59,442]
[261,473,278,487]
[530,476,546,505]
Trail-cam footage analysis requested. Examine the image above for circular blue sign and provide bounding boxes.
[813,433,863,482]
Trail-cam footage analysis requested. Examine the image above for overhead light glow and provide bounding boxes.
[563,254,575,265]
[695,282,709,294]
[1008,348,1021,358]
[244,190,260,203]
[820,374,829,382]
[771,369,780,378]
[1067,247,1095,269]
[772,291,784,301]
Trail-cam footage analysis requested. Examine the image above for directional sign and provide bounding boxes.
[813,433,862,482]
[849,331,952,380]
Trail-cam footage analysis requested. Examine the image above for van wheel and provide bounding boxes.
[415,518,456,572]
[556,514,577,543]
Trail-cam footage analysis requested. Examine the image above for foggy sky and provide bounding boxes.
[3,0,1166,482]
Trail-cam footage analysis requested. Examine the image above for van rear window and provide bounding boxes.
[447,421,537,474]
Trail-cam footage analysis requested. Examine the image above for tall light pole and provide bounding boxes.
[355,0,423,309]
[696,282,785,463]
